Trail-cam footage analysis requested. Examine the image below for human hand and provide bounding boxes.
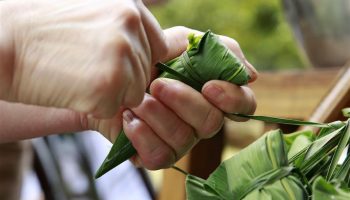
[119,27,258,169]
[0,0,167,118]
[0,26,257,169]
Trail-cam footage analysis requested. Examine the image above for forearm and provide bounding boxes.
[0,100,84,143]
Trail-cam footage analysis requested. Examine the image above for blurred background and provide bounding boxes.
[150,0,306,71]
[1,0,349,200]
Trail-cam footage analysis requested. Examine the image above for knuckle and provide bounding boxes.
[121,6,141,29]
[99,32,132,60]
[172,122,196,150]
[231,39,240,49]
[198,108,224,138]
[173,26,191,35]
[140,96,158,112]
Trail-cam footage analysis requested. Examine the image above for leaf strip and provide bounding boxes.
[230,113,330,128]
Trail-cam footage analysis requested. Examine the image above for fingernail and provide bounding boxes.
[157,78,175,85]
[123,109,135,124]
[203,84,225,103]
[244,60,258,82]
[153,78,174,98]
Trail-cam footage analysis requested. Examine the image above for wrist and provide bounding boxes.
[0,2,15,100]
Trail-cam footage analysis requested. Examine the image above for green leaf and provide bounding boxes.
[244,176,307,200]
[317,121,346,139]
[312,177,350,200]
[231,113,330,128]
[334,153,350,183]
[343,108,350,118]
[186,129,307,200]
[287,133,314,162]
[300,127,343,174]
[155,62,202,91]
[186,175,223,200]
[326,120,350,180]
[159,30,251,86]
[284,130,315,153]
[200,130,306,199]
[94,130,136,178]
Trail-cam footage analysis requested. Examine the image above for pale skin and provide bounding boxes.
[0,0,258,170]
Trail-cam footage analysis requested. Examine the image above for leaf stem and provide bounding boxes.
[172,165,189,176]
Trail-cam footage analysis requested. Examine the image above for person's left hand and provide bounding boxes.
[83,26,258,170]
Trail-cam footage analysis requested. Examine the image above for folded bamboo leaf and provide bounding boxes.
[222,130,288,197]
[312,177,350,200]
[202,130,287,199]
[184,112,348,199]
[94,130,136,178]
[243,175,307,200]
[238,166,295,199]
[95,30,251,178]
[159,31,251,86]
[326,120,350,181]
[186,175,223,200]
[186,129,308,200]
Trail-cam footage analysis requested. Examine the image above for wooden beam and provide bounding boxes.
[308,66,350,123]
[250,67,343,119]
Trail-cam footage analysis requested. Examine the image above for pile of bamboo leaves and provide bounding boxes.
[182,109,350,200]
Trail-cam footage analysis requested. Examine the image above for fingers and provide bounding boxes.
[150,78,224,139]
[123,109,177,170]
[162,26,201,62]
[202,80,257,121]
[216,35,258,82]
[131,94,197,161]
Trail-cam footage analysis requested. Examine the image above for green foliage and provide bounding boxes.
[184,116,350,199]
[149,0,305,70]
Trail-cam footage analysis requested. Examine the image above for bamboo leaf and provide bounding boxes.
[343,108,350,118]
[326,120,350,181]
[334,152,350,183]
[94,130,136,178]
[231,113,330,128]
[287,134,313,163]
[300,127,343,174]
[160,31,251,86]
[186,175,223,200]
[243,176,307,200]
[317,121,346,139]
[312,177,350,200]
[155,62,203,91]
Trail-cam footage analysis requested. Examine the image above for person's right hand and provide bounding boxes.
[0,0,167,118]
